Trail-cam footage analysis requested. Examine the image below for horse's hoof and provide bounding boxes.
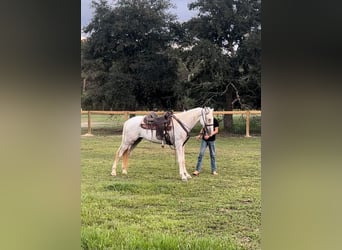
[122,170,127,175]
[181,177,188,181]
[111,172,116,176]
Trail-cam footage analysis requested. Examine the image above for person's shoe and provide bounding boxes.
[212,171,218,175]
[192,170,200,176]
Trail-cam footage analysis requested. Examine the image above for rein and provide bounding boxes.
[171,115,190,146]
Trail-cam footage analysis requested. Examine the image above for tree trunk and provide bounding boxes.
[223,89,233,132]
[82,78,86,94]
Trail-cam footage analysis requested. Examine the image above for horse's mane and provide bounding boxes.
[174,107,203,128]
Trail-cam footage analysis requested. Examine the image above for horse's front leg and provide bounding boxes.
[176,145,188,181]
[182,145,192,180]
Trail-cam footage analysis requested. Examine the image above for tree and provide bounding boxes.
[181,0,261,131]
[235,29,261,109]
[81,0,179,110]
[80,0,261,117]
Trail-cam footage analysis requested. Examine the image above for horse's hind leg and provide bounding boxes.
[111,147,120,176]
[122,150,129,174]
[122,137,142,175]
[111,145,126,176]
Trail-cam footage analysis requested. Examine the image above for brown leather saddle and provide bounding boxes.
[141,111,173,144]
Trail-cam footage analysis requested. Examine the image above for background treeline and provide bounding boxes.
[81,0,261,130]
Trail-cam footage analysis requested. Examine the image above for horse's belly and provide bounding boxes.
[140,129,164,143]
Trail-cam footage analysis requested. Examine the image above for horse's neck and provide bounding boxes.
[175,108,202,130]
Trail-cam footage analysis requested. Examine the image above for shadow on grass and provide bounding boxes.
[105,181,178,195]
[81,127,123,136]
[105,182,139,193]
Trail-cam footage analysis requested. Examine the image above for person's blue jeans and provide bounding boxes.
[195,139,217,173]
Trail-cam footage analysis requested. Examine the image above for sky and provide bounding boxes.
[81,0,198,36]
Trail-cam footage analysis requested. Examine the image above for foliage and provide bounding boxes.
[180,39,232,107]
[81,0,261,125]
[81,135,261,249]
[178,0,261,130]
[82,0,178,110]
[234,29,261,109]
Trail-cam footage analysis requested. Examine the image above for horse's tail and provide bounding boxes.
[120,116,143,147]
[120,118,143,155]
[120,118,132,143]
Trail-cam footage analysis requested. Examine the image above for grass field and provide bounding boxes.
[81,133,261,249]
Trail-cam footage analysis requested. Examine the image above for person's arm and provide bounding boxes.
[211,126,219,136]
[204,127,218,140]
[204,126,218,139]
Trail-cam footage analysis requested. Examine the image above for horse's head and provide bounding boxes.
[200,107,214,135]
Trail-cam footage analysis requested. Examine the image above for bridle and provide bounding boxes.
[201,107,213,135]
[166,108,213,148]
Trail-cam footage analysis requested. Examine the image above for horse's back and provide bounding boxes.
[123,115,165,144]
[123,116,144,131]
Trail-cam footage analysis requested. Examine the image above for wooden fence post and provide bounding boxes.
[245,111,251,137]
[84,111,93,136]
[124,111,129,120]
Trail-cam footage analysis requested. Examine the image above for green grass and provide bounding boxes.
[81,134,260,249]
[230,115,261,135]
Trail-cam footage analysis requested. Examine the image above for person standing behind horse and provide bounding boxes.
[193,117,219,176]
